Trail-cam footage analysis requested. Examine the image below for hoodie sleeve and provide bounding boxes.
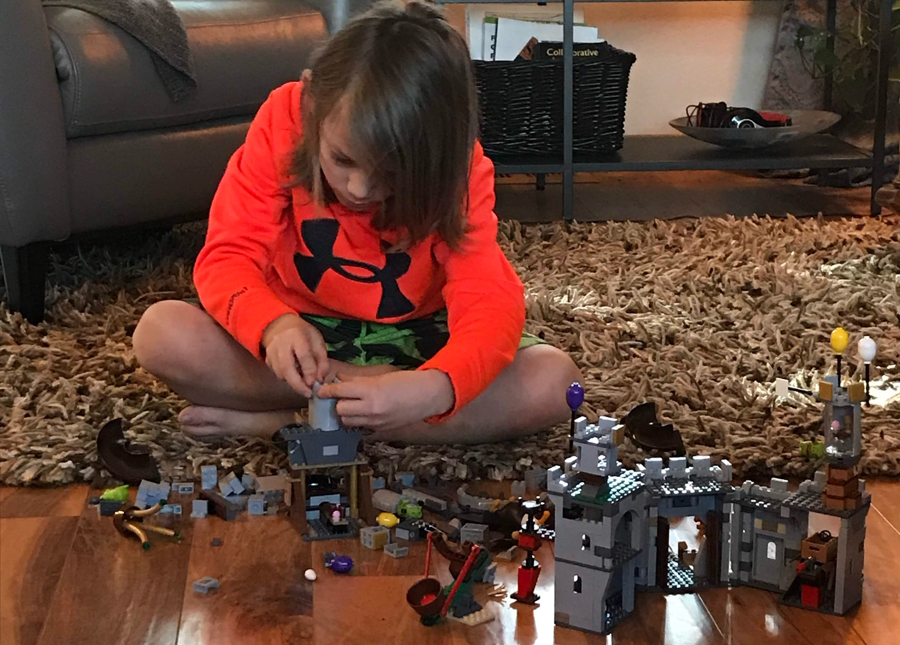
[193,82,302,358]
[418,142,526,421]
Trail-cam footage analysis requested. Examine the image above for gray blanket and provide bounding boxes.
[43,0,197,102]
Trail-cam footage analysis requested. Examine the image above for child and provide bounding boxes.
[133,0,581,445]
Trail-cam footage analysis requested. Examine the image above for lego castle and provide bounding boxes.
[549,364,871,635]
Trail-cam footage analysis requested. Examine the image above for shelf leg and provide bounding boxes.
[824,0,836,111]
[563,0,574,221]
[871,0,893,215]
[535,173,546,191]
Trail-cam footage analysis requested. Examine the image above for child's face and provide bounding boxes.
[319,104,388,212]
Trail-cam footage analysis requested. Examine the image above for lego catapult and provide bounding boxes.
[551,329,876,635]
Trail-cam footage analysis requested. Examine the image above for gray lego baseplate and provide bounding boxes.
[782,489,871,518]
[666,552,695,592]
[737,493,784,514]
[569,470,644,508]
[535,525,556,541]
[645,477,732,499]
[609,543,642,569]
[302,517,361,542]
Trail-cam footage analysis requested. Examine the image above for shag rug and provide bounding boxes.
[2,215,900,487]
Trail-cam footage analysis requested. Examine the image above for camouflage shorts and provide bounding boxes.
[301,310,543,368]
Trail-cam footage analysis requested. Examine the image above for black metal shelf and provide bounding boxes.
[440,0,892,219]
[491,134,873,175]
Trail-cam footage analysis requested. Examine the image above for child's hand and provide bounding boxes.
[317,370,454,431]
[261,314,329,397]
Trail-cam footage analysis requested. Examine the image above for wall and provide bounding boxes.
[446,2,784,135]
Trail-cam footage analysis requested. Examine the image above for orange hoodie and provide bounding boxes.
[194,81,525,420]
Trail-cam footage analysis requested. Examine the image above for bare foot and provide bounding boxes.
[179,406,296,439]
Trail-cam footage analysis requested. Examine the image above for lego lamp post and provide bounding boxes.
[831,327,849,386]
[858,336,876,407]
[511,499,545,605]
[566,382,585,453]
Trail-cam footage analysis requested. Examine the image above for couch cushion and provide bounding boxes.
[46,0,327,138]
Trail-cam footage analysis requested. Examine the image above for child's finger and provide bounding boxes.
[293,350,318,388]
[318,378,365,400]
[335,398,370,417]
[279,352,312,398]
[310,339,329,383]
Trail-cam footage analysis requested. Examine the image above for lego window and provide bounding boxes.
[323,445,339,456]
[767,541,777,560]
[582,534,591,550]
[573,575,582,593]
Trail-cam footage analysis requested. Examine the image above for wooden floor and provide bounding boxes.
[1,480,898,645]
[494,171,873,222]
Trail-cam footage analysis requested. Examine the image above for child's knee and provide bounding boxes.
[522,345,582,419]
[132,300,195,376]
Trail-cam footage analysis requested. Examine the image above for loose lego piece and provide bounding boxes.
[377,512,400,528]
[211,537,223,547]
[305,569,317,581]
[241,474,257,493]
[495,544,517,561]
[99,499,124,516]
[135,480,169,510]
[201,465,218,490]
[460,523,488,544]
[401,488,450,512]
[395,520,423,542]
[525,468,547,493]
[219,471,244,496]
[192,577,220,594]
[200,489,246,521]
[191,499,209,519]
[360,525,391,550]
[101,485,130,503]
[176,482,194,495]
[372,477,386,490]
[510,480,526,498]
[159,504,182,515]
[324,554,353,574]
[247,494,266,516]
[396,472,416,488]
[384,543,409,558]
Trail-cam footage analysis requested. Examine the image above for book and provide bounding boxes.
[493,17,601,62]
[465,5,585,60]
[533,41,609,61]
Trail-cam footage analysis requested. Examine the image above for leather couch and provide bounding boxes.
[1,0,370,323]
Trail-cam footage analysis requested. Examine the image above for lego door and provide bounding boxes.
[752,535,783,587]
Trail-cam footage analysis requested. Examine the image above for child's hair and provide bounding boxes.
[291,0,478,250]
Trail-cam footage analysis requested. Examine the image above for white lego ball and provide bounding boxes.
[304,569,317,582]
[858,336,876,362]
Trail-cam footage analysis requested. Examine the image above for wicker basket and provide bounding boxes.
[474,42,636,157]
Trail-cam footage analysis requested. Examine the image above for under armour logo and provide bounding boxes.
[294,219,415,319]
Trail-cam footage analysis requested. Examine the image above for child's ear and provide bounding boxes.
[301,69,313,84]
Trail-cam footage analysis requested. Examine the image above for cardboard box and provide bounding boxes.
[801,532,839,563]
